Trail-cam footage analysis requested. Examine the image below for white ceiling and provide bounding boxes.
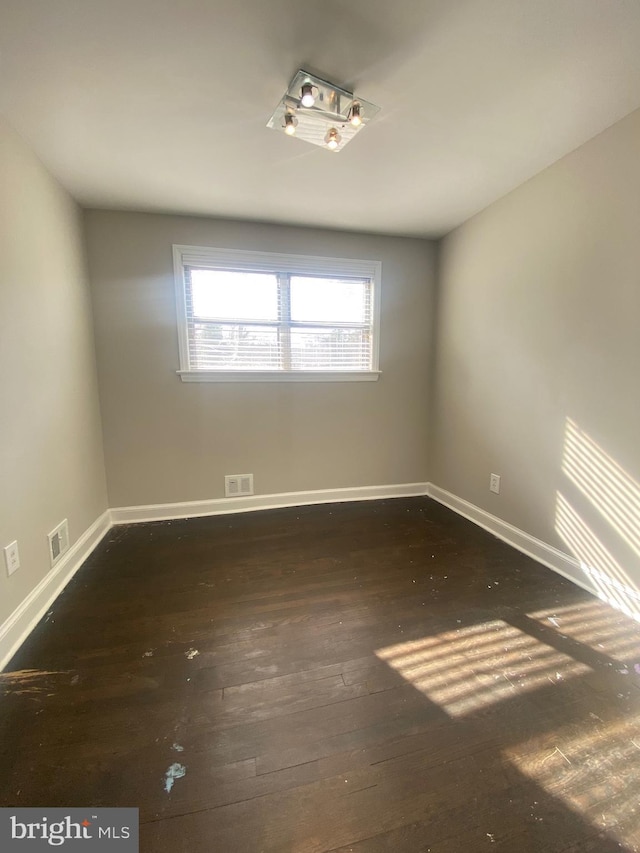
[2,0,640,237]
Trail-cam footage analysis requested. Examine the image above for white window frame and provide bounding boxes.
[173,245,382,382]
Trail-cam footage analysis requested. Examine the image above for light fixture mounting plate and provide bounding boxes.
[267,69,379,152]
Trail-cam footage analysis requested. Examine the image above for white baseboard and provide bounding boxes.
[110,482,430,525]
[427,484,599,599]
[0,510,112,672]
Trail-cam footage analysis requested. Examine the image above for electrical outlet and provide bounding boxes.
[225,474,254,497]
[489,473,501,495]
[48,519,70,566]
[4,541,20,576]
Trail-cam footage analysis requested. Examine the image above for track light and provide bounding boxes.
[284,113,298,135]
[350,102,362,127]
[300,83,315,108]
[324,128,341,150]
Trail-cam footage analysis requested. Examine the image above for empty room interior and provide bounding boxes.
[2,1,640,850]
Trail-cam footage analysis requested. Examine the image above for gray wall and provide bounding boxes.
[84,211,436,507]
[431,108,640,607]
[0,119,108,627]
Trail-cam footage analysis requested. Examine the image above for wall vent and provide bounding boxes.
[48,519,70,566]
[224,474,254,498]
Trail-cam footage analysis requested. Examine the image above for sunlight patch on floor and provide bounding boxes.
[505,711,640,847]
[376,620,589,717]
[528,601,640,669]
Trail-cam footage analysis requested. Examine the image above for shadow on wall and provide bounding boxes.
[556,418,640,620]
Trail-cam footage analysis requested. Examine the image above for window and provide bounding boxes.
[173,245,381,382]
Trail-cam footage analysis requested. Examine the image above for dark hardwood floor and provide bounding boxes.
[2,497,640,851]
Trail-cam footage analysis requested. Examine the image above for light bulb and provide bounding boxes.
[300,83,315,108]
[350,102,362,127]
[284,114,298,135]
[325,128,341,150]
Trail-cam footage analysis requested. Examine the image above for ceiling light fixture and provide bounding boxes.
[284,113,298,135]
[300,82,316,108]
[349,102,362,127]
[324,128,341,150]
[267,69,380,152]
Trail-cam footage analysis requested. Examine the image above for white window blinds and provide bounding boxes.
[174,246,381,381]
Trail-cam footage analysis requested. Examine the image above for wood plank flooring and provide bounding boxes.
[2,497,640,851]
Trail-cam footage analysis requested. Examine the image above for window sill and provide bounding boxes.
[177,370,381,383]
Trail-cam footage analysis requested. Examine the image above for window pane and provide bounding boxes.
[190,269,278,321]
[290,276,369,324]
[290,327,371,370]
[192,323,281,370]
